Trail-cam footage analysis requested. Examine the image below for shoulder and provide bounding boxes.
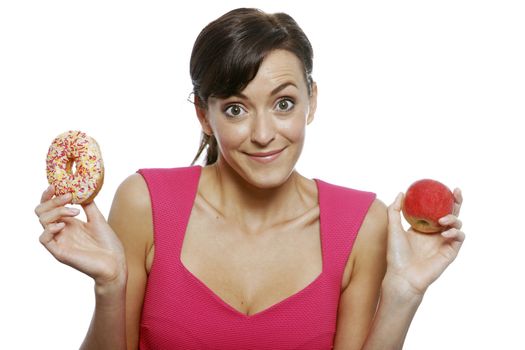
[349,197,388,278]
[360,198,389,241]
[113,173,151,215]
[108,173,153,249]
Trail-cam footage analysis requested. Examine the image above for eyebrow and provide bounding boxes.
[233,81,297,99]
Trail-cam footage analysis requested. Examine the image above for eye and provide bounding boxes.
[224,104,247,117]
[276,98,295,112]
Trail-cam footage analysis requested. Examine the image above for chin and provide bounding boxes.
[251,173,291,189]
[239,165,293,189]
[234,162,296,190]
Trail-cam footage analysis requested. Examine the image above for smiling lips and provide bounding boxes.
[245,148,285,163]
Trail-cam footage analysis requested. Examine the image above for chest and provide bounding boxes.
[145,199,353,318]
[181,207,324,317]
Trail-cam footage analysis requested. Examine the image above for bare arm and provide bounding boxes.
[105,173,152,349]
[359,278,423,350]
[362,190,464,349]
[36,173,152,350]
[334,190,465,350]
[80,276,128,350]
[332,199,388,349]
[80,173,152,349]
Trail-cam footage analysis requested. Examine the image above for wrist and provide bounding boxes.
[94,267,128,297]
[381,272,425,305]
[94,275,127,312]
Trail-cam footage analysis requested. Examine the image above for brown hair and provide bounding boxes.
[189,7,314,166]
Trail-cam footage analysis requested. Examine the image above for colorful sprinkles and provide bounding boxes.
[46,130,104,204]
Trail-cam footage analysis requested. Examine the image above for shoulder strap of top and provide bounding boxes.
[137,165,202,257]
[315,178,377,282]
[136,167,376,285]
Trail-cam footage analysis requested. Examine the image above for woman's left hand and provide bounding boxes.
[383,188,465,298]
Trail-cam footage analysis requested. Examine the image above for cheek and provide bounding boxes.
[278,115,307,141]
[214,122,250,149]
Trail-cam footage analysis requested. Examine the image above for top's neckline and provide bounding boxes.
[178,166,325,319]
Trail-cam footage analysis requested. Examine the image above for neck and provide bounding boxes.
[204,159,313,235]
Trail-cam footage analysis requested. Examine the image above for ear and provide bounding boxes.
[306,82,317,125]
[194,95,213,136]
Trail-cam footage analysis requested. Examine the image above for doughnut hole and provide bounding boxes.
[66,158,78,176]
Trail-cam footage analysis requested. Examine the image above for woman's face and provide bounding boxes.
[198,49,317,189]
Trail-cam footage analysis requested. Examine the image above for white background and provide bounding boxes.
[1,0,524,348]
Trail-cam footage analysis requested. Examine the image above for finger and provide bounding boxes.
[82,200,106,223]
[454,188,463,205]
[39,222,69,263]
[40,184,55,203]
[438,215,463,229]
[441,228,466,242]
[38,206,80,229]
[39,222,65,246]
[387,192,404,233]
[35,192,73,217]
[452,187,463,216]
[35,185,57,216]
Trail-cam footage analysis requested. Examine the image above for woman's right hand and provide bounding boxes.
[35,185,127,289]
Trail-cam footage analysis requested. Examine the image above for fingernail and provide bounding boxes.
[69,208,80,214]
[439,217,448,224]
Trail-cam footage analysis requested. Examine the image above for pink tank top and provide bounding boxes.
[137,165,376,350]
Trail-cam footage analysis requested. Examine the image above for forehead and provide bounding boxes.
[257,49,305,80]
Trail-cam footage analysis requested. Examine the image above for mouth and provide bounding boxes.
[244,147,285,163]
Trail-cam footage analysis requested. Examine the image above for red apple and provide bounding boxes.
[402,179,455,233]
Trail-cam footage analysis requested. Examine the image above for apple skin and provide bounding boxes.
[402,179,455,233]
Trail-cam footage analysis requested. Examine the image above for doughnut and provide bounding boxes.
[46,130,104,204]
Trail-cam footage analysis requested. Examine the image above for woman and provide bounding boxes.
[35,8,465,350]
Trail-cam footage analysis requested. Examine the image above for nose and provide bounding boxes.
[250,112,276,146]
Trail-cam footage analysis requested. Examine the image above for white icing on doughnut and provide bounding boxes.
[46,130,104,204]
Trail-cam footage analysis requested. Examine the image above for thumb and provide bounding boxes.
[81,200,106,223]
[388,192,405,233]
